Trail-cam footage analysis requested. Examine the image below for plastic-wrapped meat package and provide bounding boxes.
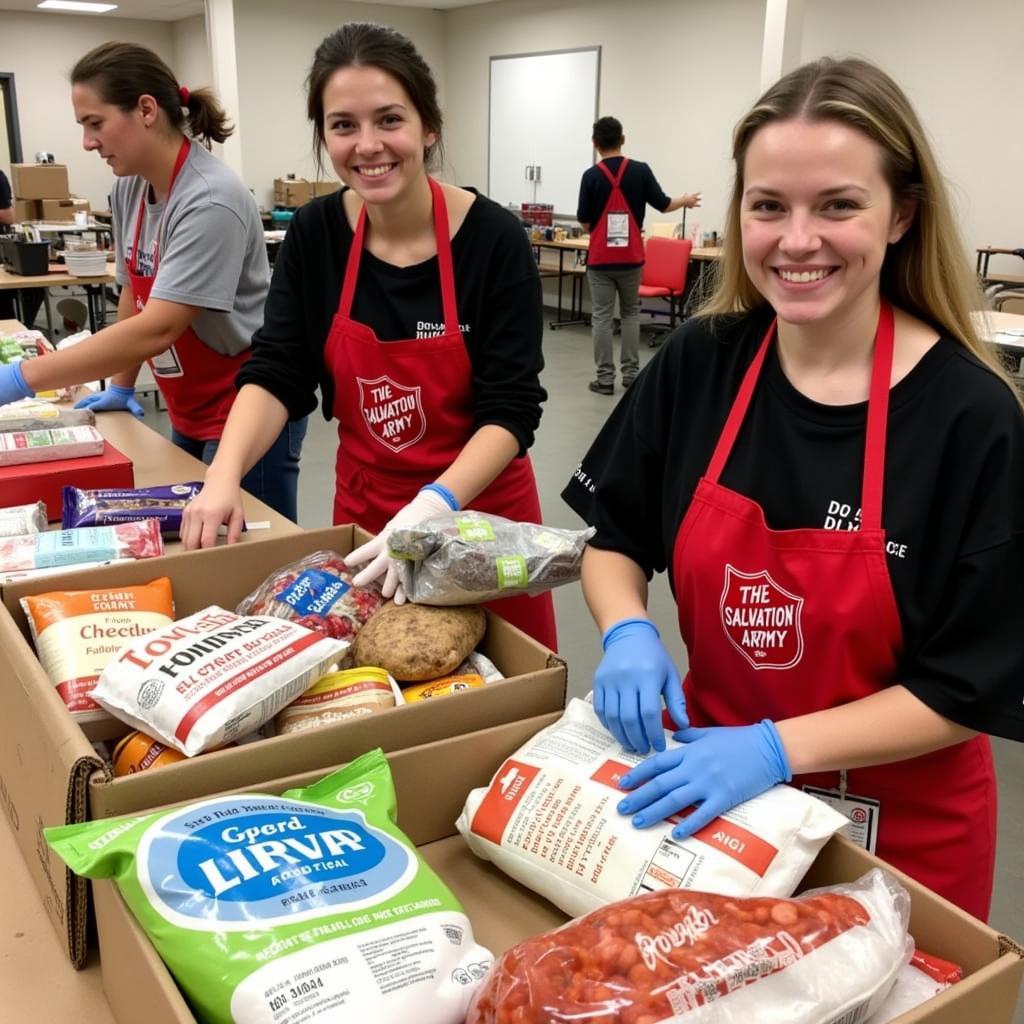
[458,700,848,917]
[0,425,104,466]
[467,870,912,1024]
[0,501,48,538]
[388,512,594,605]
[62,482,203,535]
[0,520,164,577]
[236,549,384,642]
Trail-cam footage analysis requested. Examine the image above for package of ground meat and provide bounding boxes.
[46,750,492,1024]
[467,869,911,1024]
[457,699,848,917]
[0,424,104,466]
[0,519,164,574]
[0,501,47,538]
[21,577,175,723]
[236,549,384,641]
[62,482,203,535]
[388,512,595,605]
[91,605,349,755]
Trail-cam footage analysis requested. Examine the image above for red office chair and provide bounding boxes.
[638,236,692,344]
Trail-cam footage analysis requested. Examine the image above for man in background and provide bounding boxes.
[577,116,700,395]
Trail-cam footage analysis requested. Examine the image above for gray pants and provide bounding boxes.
[588,265,642,385]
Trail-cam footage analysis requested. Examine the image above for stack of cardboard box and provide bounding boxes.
[9,164,90,223]
[273,176,341,208]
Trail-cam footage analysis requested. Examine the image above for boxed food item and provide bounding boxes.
[0,525,566,965]
[84,721,1024,1024]
[10,162,70,200]
[0,426,104,467]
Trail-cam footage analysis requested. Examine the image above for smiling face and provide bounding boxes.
[321,65,435,207]
[72,81,148,177]
[740,118,914,331]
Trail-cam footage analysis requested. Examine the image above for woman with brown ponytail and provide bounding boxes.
[0,42,306,521]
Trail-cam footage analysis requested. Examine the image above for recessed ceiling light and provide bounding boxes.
[37,1,119,12]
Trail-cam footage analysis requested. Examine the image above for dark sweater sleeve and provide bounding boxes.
[0,171,11,210]
[576,168,597,224]
[643,163,672,213]
[235,208,324,420]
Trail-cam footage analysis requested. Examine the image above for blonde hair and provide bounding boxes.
[701,57,1017,399]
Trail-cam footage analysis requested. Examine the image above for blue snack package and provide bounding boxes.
[61,482,204,536]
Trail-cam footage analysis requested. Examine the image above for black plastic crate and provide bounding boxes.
[6,240,50,276]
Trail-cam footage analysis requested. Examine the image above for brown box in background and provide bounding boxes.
[12,198,41,222]
[272,177,313,208]
[0,525,567,966]
[10,163,70,200]
[91,721,1024,1024]
[39,197,90,223]
[313,180,341,198]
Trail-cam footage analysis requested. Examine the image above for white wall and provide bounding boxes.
[444,0,766,240]
[232,0,447,208]
[0,11,179,211]
[800,0,1024,275]
[171,15,213,102]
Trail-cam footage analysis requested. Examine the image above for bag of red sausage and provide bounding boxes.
[467,869,912,1024]
[235,549,383,642]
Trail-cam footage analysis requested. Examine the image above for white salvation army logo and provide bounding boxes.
[719,565,804,670]
[357,375,427,453]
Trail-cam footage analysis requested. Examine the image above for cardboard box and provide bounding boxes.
[39,198,90,223]
[12,198,41,222]
[0,526,567,965]
[272,177,313,208]
[90,719,1024,1024]
[0,439,134,521]
[11,163,71,200]
[313,180,341,198]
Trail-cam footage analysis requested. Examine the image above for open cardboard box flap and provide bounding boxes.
[91,715,1023,1024]
[0,527,566,965]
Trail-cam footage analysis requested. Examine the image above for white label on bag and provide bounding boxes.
[151,344,183,377]
[606,212,630,247]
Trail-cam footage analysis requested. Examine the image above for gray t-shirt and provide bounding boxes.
[112,140,268,357]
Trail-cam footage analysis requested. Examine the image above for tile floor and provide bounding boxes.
[137,315,1022,1019]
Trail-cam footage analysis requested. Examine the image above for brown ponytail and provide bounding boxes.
[71,42,233,146]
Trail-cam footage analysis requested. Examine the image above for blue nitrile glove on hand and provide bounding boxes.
[75,384,145,418]
[0,361,34,407]
[617,720,792,840]
[345,483,458,602]
[594,617,687,754]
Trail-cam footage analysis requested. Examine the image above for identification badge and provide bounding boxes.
[606,212,629,248]
[151,344,183,378]
[802,784,881,853]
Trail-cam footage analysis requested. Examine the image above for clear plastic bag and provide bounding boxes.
[467,869,912,1024]
[388,512,594,605]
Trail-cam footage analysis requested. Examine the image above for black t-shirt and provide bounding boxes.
[0,170,12,211]
[238,188,547,455]
[562,310,1024,740]
[576,157,671,271]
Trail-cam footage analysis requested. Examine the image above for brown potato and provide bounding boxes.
[352,602,487,681]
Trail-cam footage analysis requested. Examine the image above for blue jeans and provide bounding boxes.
[171,417,308,523]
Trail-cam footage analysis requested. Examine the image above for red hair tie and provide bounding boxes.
[179,85,190,107]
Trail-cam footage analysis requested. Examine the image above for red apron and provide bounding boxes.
[671,302,996,920]
[587,158,645,266]
[127,138,251,441]
[323,178,557,650]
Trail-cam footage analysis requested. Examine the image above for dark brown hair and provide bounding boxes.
[592,116,624,151]
[306,22,443,175]
[71,41,233,146]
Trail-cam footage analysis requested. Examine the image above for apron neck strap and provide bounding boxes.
[706,300,895,531]
[597,157,628,188]
[339,177,460,334]
[129,136,191,277]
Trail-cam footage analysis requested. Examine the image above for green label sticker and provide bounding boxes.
[496,555,528,590]
[455,514,495,543]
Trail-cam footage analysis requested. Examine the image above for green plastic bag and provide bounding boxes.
[47,749,491,1024]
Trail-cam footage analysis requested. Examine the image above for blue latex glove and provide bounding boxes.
[0,361,34,407]
[593,617,687,754]
[75,384,145,418]
[616,720,792,840]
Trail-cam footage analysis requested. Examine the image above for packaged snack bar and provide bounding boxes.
[46,749,492,1024]
[467,870,911,1024]
[0,424,104,466]
[62,482,203,535]
[275,666,399,735]
[92,605,349,755]
[0,519,164,574]
[458,699,848,916]
[237,550,384,642]
[21,577,175,722]
[0,398,94,434]
[400,673,487,703]
[112,730,187,775]
[389,512,594,605]
[0,500,48,538]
